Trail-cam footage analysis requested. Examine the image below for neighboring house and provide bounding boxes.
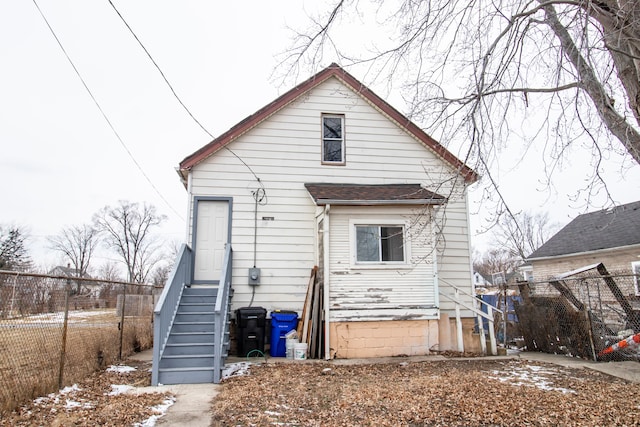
[526,200,640,293]
[48,265,98,296]
[473,271,490,288]
[153,64,481,384]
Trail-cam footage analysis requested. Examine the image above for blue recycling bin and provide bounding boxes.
[270,311,298,357]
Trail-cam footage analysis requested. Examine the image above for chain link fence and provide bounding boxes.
[514,264,640,361]
[0,270,160,414]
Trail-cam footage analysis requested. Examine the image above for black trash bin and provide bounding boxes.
[236,307,267,357]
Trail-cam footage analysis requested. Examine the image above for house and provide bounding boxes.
[526,200,640,289]
[152,64,484,385]
[48,265,98,297]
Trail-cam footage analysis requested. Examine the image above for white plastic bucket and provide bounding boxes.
[286,337,298,359]
[294,342,308,360]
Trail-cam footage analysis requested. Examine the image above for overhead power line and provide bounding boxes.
[31,0,184,220]
[106,0,265,188]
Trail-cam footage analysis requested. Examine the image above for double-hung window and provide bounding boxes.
[322,114,345,164]
[355,225,405,263]
[633,261,640,296]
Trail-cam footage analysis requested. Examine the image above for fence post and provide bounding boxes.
[454,288,464,352]
[58,276,71,389]
[118,284,126,360]
[585,309,598,361]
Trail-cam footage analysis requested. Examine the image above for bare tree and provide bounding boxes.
[47,224,100,293]
[150,239,181,287]
[93,201,166,284]
[0,224,31,271]
[281,1,640,213]
[473,248,521,279]
[97,261,123,282]
[95,260,123,307]
[494,211,560,259]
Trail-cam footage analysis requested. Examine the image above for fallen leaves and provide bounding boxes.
[0,359,173,426]
[212,359,640,426]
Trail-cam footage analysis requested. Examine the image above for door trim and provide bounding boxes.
[191,196,233,284]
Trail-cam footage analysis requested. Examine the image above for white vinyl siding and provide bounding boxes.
[328,206,438,321]
[187,76,474,315]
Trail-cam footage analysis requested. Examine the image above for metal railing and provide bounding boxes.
[439,283,501,355]
[213,245,233,383]
[151,244,192,385]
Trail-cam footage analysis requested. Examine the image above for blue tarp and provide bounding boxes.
[475,294,522,333]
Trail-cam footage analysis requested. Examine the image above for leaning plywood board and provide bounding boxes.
[309,274,321,357]
[298,267,317,343]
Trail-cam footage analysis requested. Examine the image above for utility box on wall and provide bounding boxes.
[236,307,267,357]
[248,267,260,286]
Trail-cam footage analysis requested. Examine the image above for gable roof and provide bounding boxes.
[527,200,640,260]
[304,183,446,206]
[178,63,478,183]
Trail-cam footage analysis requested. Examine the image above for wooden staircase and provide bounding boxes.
[152,245,233,385]
[156,286,220,384]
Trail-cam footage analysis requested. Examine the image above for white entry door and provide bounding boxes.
[193,200,229,282]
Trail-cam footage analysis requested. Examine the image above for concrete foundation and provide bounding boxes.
[329,317,482,358]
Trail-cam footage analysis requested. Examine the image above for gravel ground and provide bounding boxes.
[212,358,640,426]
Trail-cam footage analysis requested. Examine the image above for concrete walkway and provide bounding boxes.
[128,350,220,427]
[518,351,640,383]
[127,349,639,426]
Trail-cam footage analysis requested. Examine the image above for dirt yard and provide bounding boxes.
[3,356,640,426]
[212,358,640,426]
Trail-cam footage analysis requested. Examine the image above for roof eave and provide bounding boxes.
[312,198,447,206]
[527,242,640,262]
[178,63,480,183]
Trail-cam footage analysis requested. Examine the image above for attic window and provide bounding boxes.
[322,114,345,164]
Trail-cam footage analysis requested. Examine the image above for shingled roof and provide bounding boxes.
[527,200,640,260]
[304,183,446,206]
[178,63,478,184]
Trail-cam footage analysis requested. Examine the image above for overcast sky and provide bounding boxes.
[2,1,639,270]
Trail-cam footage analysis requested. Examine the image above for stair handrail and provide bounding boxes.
[152,244,192,386]
[439,281,502,356]
[213,244,233,383]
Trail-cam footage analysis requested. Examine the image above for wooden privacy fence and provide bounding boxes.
[0,270,159,414]
[515,263,640,361]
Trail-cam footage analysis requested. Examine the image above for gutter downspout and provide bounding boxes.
[323,204,331,360]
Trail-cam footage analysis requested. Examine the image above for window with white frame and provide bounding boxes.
[633,261,640,296]
[355,225,405,263]
[322,114,345,164]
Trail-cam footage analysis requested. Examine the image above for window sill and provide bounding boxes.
[349,262,413,270]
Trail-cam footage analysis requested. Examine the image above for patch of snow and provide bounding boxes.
[59,384,81,394]
[265,410,282,416]
[64,399,92,410]
[33,385,81,407]
[133,396,176,427]
[222,361,252,379]
[13,310,114,324]
[108,384,134,396]
[68,310,113,318]
[486,365,576,394]
[107,364,137,373]
[33,397,48,405]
